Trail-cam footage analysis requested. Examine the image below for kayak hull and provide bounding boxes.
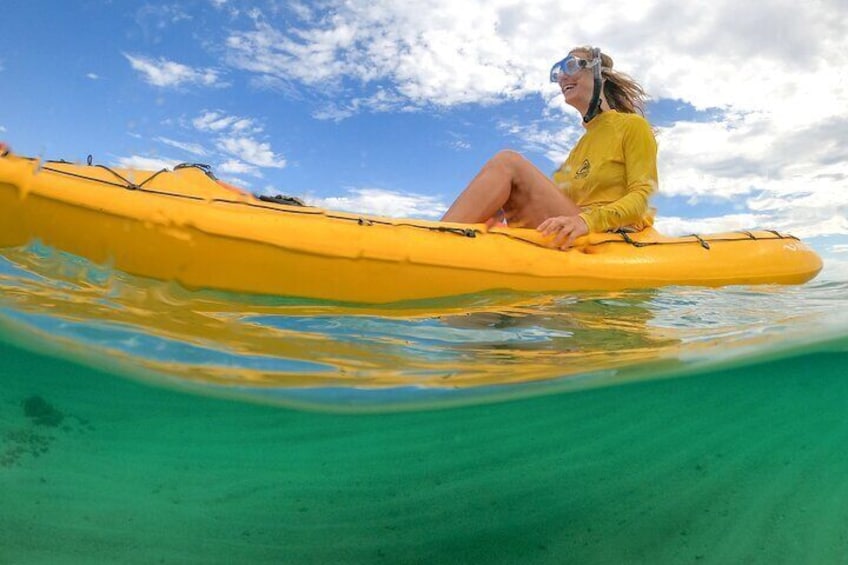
[0,154,823,303]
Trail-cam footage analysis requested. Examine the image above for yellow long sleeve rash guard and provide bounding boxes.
[552,110,658,233]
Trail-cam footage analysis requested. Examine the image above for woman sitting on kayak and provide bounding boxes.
[441,46,657,249]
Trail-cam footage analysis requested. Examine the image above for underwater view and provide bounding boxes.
[1,241,847,564]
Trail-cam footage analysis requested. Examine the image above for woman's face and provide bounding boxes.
[557,51,595,113]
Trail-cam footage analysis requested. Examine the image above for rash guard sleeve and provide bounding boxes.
[578,116,658,233]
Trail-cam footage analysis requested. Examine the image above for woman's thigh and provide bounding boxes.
[500,152,580,227]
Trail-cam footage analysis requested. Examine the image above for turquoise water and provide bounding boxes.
[1,242,847,563]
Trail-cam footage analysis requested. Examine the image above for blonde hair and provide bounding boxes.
[570,46,649,116]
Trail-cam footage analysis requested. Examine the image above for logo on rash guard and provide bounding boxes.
[575,159,590,178]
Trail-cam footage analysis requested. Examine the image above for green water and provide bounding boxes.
[2,341,847,563]
[1,243,848,563]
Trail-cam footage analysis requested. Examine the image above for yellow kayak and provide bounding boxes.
[0,151,822,303]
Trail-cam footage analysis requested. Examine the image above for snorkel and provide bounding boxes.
[549,47,605,123]
[583,47,604,123]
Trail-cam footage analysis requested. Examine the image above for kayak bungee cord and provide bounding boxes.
[28,155,803,251]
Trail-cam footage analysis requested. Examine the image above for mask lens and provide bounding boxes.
[549,56,587,82]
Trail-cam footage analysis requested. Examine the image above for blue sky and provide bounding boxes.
[2,0,847,279]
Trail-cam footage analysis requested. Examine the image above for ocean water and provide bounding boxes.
[1,242,846,564]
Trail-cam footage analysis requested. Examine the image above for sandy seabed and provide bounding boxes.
[1,340,847,564]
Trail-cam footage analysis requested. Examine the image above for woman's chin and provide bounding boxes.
[563,96,584,112]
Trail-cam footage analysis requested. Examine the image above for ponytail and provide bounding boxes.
[570,47,649,116]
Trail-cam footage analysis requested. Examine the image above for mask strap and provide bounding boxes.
[583,48,604,123]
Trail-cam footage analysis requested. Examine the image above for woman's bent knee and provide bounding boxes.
[488,150,525,169]
[483,150,534,180]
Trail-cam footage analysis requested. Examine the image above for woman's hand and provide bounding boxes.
[537,215,589,250]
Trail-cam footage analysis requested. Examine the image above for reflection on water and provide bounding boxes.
[0,241,846,411]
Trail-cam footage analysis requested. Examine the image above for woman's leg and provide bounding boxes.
[441,150,580,228]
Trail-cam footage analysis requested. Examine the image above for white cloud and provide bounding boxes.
[216,137,285,168]
[224,0,848,114]
[156,136,208,156]
[114,155,181,171]
[819,257,848,281]
[656,211,848,241]
[218,159,261,177]
[308,188,447,219]
[219,175,253,190]
[500,117,582,166]
[654,214,768,237]
[311,88,417,121]
[224,3,540,108]
[0,125,6,133]
[86,73,100,80]
[208,0,242,19]
[134,4,193,40]
[124,53,226,88]
[287,1,315,22]
[192,111,259,134]
[185,111,285,173]
[193,111,238,132]
[650,111,848,239]
[110,112,285,182]
[311,105,357,122]
[445,131,472,151]
[813,237,848,280]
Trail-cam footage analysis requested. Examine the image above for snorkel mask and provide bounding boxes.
[549,47,604,123]
[549,54,599,82]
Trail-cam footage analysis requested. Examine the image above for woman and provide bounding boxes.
[441,46,657,249]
